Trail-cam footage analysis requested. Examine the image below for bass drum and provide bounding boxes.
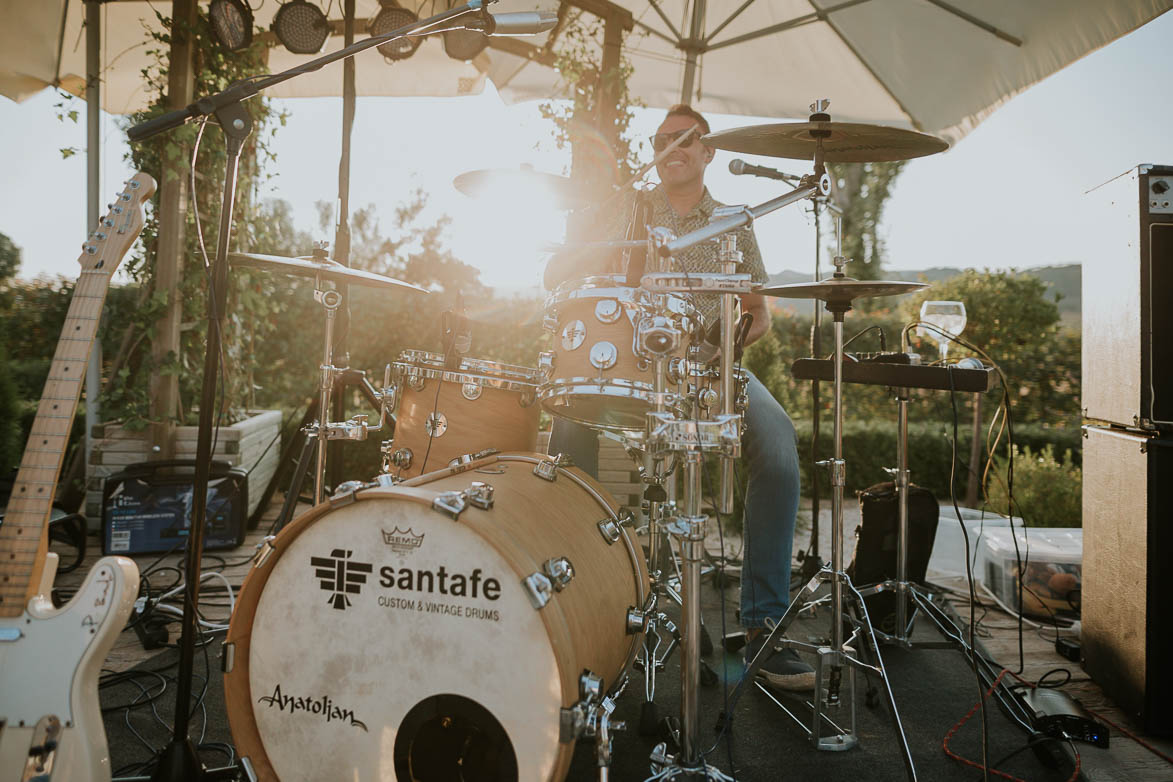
[225,453,647,782]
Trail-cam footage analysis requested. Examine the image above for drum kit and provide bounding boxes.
[221,103,946,781]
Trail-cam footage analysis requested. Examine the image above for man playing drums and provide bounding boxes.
[544,104,815,692]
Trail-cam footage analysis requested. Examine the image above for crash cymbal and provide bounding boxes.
[756,278,926,305]
[703,122,948,163]
[229,252,429,294]
[453,168,586,210]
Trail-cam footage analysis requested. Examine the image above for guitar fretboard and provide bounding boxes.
[0,271,113,616]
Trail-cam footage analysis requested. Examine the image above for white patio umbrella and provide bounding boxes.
[486,0,1172,144]
[4,1,1169,146]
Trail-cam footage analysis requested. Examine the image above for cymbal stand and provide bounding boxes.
[640,231,750,780]
[722,252,917,781]
[305,282,392,504]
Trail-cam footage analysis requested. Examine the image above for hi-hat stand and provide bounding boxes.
[721,253,923,782]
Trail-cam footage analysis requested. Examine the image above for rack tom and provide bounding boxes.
[385,350,541,478]
[539,275,702,431]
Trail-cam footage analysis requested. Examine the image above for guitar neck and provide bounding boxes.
[0,271,113,616]
[0,171,155,618]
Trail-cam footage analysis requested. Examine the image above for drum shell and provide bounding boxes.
[540,276,700,431]
[224,453,647,781]
[389,353,540,478]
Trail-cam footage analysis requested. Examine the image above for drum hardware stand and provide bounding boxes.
[718,250,918,782]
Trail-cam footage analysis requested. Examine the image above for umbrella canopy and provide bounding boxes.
[486,0,1172,143]
[3,1,1168,145]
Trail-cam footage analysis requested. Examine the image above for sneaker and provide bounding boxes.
[743,632,816,692]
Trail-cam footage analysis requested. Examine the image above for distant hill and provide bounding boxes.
[765,263,1081,316]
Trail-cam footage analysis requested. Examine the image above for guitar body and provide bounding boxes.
[0,173,154,782]
[0,553,139,782]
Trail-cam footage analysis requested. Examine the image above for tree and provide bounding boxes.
[902,269,1079,427]
[0,232,19,281]
[828,161,905,281]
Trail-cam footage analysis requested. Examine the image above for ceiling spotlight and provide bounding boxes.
[209,0,254,52]
[273,0,331,55]
[369,1,422,62]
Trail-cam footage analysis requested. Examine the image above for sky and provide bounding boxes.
[1,11,1170,293]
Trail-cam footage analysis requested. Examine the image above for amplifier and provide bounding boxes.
[1083,164,1173,431]
[102,460,248,555]
[1081,426,1173,735]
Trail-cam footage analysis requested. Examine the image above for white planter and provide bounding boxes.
[86,409,281,526]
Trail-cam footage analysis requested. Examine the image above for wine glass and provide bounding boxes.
[918,300,967,362]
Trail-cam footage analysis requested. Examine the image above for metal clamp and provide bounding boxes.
[533,453,573,481]
[646,412,742,455]
[430,481,497,520]
[522,572,554,610]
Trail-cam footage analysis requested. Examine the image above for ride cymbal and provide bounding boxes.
[703,122,948,163]
[229,252,429,294]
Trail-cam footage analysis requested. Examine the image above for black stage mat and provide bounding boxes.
[101,582,1076,781]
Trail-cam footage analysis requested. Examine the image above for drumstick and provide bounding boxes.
[578,126,700,217]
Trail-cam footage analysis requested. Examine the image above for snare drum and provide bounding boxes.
[539,275,702,431]
[385,350,541,478]
[224,453,647,781]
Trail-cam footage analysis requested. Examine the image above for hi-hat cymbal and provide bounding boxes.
[453,168,586,210]
[703,122,948,163]
[756,277,926,306]
[229,252,429,294]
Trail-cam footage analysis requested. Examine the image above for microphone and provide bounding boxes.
[728,159,798,183]
[466,10,558,36]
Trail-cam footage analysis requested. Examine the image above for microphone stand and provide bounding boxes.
[129,3,492,780]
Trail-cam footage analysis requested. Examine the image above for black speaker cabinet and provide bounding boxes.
[1083,164,1173,432]
[1081,426,1173,735]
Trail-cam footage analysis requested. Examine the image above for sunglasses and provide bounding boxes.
[650,128,700,152]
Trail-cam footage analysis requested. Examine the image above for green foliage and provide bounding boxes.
[106,7,288,428]
[538,17,644,191]
[902,269,1080,426]
[987,444,1082,528]
[828,161,906,281]
[0,342,21,476]
[0,232,20,280]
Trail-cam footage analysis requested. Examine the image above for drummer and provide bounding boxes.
[544,104,814,692]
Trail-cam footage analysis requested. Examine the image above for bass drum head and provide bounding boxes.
[243,498,562,781]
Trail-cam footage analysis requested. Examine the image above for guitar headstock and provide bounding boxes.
[78,171,157,273]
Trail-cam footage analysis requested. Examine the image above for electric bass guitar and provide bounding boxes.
[0,173,155,781]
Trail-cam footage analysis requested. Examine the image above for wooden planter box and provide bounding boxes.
[86,409,282,525]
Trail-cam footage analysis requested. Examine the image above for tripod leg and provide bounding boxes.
[272,433,319,534]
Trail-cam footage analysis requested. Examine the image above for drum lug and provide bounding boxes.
[533,453,573,481]
[466,481,495,510]
[597,508,635,545]
[537,351,555,382]
[522,572,553,609]
[221,641,235,673]
[431,481,495,520]
[330,480,367,507]
[431,491,468,520]
[543,556,575,591]
[253,536,277,568]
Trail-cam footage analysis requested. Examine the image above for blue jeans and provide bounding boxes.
[547,372,801,629]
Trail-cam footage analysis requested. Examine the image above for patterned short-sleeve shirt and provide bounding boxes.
[576,185,767,327]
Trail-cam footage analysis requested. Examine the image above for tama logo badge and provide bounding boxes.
[382,527,425,554]
[310,549,373,610]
